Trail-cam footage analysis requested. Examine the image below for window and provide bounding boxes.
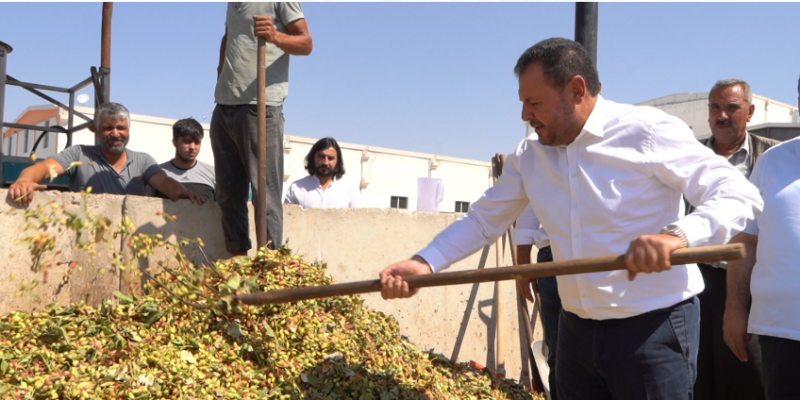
[390,196,408,209]
[43,121,49,149]
[24,130,29,153]
[455,201,470,213]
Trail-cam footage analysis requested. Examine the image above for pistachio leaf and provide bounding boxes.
[179,350,196,364]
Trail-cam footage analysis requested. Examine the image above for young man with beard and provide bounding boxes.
[8,102,207,206]
[378,38,763,399]
[152,118,216,201]
[283,137,360,209]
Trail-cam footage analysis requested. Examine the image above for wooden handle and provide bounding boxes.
[255,37,268,249]
[234,243,744,306]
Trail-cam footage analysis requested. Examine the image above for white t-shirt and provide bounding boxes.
[283,175,362,209]
[743,137,800,341]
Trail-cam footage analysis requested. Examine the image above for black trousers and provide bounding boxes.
[695,264,765,400]
[760,335,800,400]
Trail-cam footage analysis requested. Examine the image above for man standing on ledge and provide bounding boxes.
[379,38,762,400]
[211,2,312,255]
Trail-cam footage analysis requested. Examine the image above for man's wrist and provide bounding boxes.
[411,255,433,273]
[659,224,689,248]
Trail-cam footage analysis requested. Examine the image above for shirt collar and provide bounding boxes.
[314,175,337,188]
[89,145,133,166]
[705,132,750,155]
[579,95,607,140]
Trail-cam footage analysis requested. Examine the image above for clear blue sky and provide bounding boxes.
[3,2,799,161]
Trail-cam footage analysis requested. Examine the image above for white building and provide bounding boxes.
[3,105,494,212]
[637,92,800,140]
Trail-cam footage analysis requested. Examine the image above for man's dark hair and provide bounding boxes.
[172,118,204,142]
[514,37,601,97]
[305,137,345,179]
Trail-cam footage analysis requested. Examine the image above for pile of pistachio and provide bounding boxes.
[0,246,538,400]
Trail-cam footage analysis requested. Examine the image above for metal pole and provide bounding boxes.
[575,2,598,65]
[0,41,11,182]
[0,41,11,143]
[101,2,112,102]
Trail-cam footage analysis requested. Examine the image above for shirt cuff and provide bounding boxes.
[415,246,449,273]
[742,219,759,236]
[673,217,709,248]
[513,228,551,249]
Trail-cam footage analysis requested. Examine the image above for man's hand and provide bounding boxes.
[516,278,538,303]
[379,255,433,300]
[253,15,278,43]
[176,187,207,205]
[8,180,47,205]
[723,305,751,362]
[624,234,685,281]
[515,244,536,302]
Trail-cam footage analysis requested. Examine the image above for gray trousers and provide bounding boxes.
[210,104,284,253]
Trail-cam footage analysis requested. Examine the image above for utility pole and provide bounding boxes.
[575,2,598,65]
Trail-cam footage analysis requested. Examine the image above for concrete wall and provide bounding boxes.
[0,188,539,385]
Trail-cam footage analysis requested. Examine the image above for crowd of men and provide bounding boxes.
[5,3,800,400]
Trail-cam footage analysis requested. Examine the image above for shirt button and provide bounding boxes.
[572,203,578,209]
[573,234,579,238]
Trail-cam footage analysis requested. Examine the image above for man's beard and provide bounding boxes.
[315,165,336,177]
[100,135,128,154]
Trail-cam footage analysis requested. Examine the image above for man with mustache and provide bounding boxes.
[723,73,800,400]
[379,38,763,399]
[152,118,216,201]
[8,102,207,206]
[283,137,360,209]
[692,79,779,400]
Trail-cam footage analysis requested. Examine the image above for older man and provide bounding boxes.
[8,102,206,205]
[379,38,762,400]
[692,79,779,400]
[724,75,800,400]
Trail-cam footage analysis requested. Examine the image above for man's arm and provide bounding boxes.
[513,205,544,302]
[625,116,762,279]
[380,146,530,299]
[8,159,64,205]
[148,172,207,205]
[724,232,758,362]
[253,16,312,56]
[217,29,228,79]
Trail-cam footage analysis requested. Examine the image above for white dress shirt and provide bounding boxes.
[513,205,550,249]
[283,175,362,209]
[743,137,800,341]
[417,96,763,320]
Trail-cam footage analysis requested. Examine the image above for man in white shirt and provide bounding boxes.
[284,137,361,209]
[379,38,762,400]
[724,80,800,400]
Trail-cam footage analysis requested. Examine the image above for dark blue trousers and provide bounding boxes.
[536,246,561,400]
[557,296,700,400]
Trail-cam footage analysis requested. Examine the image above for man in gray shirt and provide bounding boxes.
[210,2,312,255]
[152,118,216,201]
[8,102,207,206]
